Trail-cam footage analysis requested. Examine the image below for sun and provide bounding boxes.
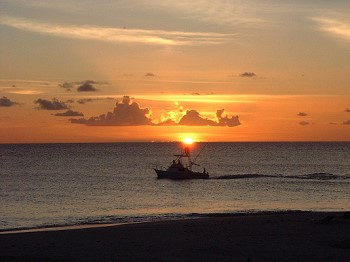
[183,137,194,145]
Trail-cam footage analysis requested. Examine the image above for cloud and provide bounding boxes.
[70,96,241,127]
[0,96,19,107]
[216,109,241,127]
[76,97,116,104]
[345,108,350,112]
[65,99,75,104]
[175,109,241,127]
[140,0,266,28]
[156,118,178,126]
[77,98,94,104]
[178,110,217,126]
[70,96,151,126]
[77,82,97,92]
[59,82,74,90]
[0,15,231,46]
[312,16,350,44]
[144,73,156,77]
[34,98,69,110]
[297,112,308,117]
[343,120,350,125]
[164,108,240,127]
[59,80,106,92]
[299,121,310,126]
[240,72,256,78]
[54,110,84,117]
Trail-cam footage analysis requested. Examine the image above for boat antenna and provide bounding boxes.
[193,141,208,163]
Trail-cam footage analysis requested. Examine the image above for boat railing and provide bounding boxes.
[150,163,167,171]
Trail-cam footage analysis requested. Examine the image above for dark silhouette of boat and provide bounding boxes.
[154,143,209,180]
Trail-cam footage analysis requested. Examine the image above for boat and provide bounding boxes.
[154,143,209,179]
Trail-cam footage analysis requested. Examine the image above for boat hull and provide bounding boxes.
[154,169,209,180]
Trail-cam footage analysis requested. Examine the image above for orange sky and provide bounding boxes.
[1,1,350,142]
[1,90,349,143]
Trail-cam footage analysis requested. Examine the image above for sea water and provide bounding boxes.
[1,142,349,231]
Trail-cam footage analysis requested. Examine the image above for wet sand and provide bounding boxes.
[1,212,349,261]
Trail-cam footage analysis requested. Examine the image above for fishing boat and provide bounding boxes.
[154,142,209,179]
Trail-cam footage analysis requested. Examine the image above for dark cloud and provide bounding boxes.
[297,112,308,117]
[345,108,350,113]
[76,97,116,104]
[144,73,156,77]
[70,96,241,127]
[178,110,217,126]
[54,110,84,117]
[299,121,310,126]
[77,81,97,92]
[59,82,74,90]
[343,120,350,125]
[0,96,18,107]
[240,72,256,78]
[216,109,241,127]
[59,80,107,92]
[156,119,178,126]
[175,109,240,127]
[34,98,69,110]
[70,96,151,126]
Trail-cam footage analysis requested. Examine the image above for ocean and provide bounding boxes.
[1,142,349,232]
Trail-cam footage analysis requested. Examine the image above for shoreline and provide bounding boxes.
[1,211,349,261]
[0,210,328,235]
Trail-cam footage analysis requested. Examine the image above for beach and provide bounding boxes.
[1,212,349,261]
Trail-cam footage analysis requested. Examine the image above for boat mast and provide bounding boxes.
[184,145,192,171]
[173,144,193,170]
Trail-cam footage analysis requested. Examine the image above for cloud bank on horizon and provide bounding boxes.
[70,96,241,127]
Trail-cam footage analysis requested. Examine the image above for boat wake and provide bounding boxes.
[213,173,350,181]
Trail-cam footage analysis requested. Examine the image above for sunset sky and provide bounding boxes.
[1,0,349,143]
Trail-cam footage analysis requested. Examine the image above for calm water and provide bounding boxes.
[1,142,349,231]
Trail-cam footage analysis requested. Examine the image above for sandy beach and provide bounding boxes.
[1,212,349,261]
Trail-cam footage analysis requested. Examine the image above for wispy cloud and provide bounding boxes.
[5,89,45,95]
[138,0,266,28]
[0,15,231,46]
[299,121,310,126]
[312,16,350,44]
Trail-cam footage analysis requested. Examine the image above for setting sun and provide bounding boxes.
[183,137,194,145]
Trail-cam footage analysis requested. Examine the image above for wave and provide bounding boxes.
[213,174,276,179]
[213,173,350,181]
[285,173,347,180]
